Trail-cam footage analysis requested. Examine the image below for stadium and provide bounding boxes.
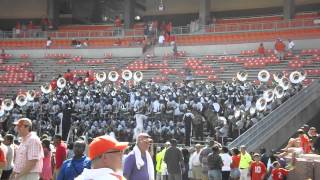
[0,0,320,179]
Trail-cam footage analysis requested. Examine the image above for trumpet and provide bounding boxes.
[258,70,270,82]
[16,94,28,107]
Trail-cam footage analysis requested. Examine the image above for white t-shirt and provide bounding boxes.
[220,153,232,171]
[76,168,124,180]
[288,41,295,50]
[158,35,165,44]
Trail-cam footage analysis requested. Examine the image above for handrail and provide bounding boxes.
[0,18,318,40]
[228,80,320,151]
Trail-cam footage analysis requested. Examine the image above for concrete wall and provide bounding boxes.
[0,0,47,19]
[144,0,320,15]
[6,47,143,58]
[154,38,320,56]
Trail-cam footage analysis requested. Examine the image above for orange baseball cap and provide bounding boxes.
[89,135,128,160]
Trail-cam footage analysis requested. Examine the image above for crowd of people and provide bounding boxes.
[1,120,319,180]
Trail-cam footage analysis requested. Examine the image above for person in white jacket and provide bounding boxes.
[189,144,203,180]
[76,135,128,180]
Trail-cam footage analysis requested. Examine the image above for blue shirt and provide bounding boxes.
[57,155,91,180]
[123,152,149,180]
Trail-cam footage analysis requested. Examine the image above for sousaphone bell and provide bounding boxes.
[273,72,284,83]
[258,70,270,82]
[2,99,14,111]
[16,94,28,107]
[26,90,36,101]
[108,71,119,82]
[122,70,133,81]
[279,77,290,90]
[274,86,284,99]
[289,71,302,84]
[263,89,274,103]
[256,97,267,111]
[96,72,107,82]
[41,83,52,94]
[133,71,143,82]
[236,71,248,82]
[57,77,67,89]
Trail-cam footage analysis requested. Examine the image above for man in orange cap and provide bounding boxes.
[76,135,128,180]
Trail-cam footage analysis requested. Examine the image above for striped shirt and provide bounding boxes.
[13,132,44,173]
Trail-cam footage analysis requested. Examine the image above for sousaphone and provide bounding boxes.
[108,71,119,82]
[263,89,274,103]
[96,72,107,82]
[16,94,28,107]
[57,77,67,89]
[273,71,284,83]
[256,97,267,111]
[236,71,248,82]
[0,106,4,117]
[2,99,14,111]
[258,70,270,82]
[122,69,133,81]
[274,85,284,99]
[41,83,52,94]
[133,71,143,82]
[26,90,36,101]
[289,71,302,84]
[279,77,290,90]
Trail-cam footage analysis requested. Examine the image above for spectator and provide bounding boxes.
[123,133,154,180]
[1,134,14,180]
[288,39,295,53]
[11,118,44,179]
[58,140,91,180]
[274,39,285,60]
[41,139,52,180]
[164,138,183,180]
[220,147,232,180]
[257,43,265,57]
[297,129,311,153]
[189,144,203,180]
[259,148,269,168]
[249,153,266,180]
[271,161,290,180]
[156,142,170,180]
[181,148,190,180]
[207,145,223,180]
[239,145,252,180]
[158,33,165,46]
[53,134,67,179]
[172,42,178,58]
[200,140,216,180]
[230,148,240,180]
[76,136,128,180]
[82,38,89,48]
[46,37,52,49]
[114,16,122,27]
[0,136,6,174]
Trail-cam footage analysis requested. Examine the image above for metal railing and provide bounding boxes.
[228,80,320,151]
[0,18,318,40]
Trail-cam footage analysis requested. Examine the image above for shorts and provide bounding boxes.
[230,168,240,178]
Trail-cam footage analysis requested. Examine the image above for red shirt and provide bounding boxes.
[63,72,73,81]
[231,155,240,169]
[272,168,289,180]
[275,41,285,52]
[258,46,265,55]
[50,79,57,90]
[55,142,67,169]
[250,161,266,180]
[0,147,6,163]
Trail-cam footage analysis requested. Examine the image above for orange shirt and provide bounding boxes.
[272,168,289,180]
[300,134,311,153]
[275,42,285,52]
[250,161,266,180]
[231,155,240,169]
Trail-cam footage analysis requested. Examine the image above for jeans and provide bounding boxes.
[208,170,222,180]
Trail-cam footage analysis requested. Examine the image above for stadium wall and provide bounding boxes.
[154,38,320,56]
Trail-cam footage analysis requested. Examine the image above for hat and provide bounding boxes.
[13,118,32,127]
[88,135,128,160]
[253,153,260,157]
